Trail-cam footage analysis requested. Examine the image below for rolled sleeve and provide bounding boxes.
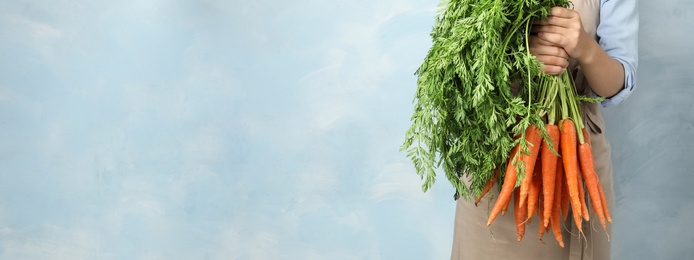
[595,0,639,107]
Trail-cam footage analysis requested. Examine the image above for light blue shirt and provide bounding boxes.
[595,0,639,107]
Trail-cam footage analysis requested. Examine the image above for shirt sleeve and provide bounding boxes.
[593,0,639,107]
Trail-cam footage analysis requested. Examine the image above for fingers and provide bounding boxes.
[531,24,579,53]
[531,7,580,29]
[540,65,566,76]
[527,7,585,60]
[529,37,569,59]
[532,16,570,29]
[528,35,569,76]
[536,31,570,49]
[531,23,568,34]
[549,7,576,18]
[530,19,575,48]
[535,55,570,75]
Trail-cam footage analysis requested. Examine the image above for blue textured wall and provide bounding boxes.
[1,1,692,259]
[603,0,694,259]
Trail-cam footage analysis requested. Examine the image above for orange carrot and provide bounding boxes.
[487,144,520,225]
[475,167,499,206]
[560,119,582,230]
[578,146,607,229]
[527,161,542,221]
[538,195,546,240]
[552,160,565,247]
[578,128,607,229]
[501,139,521,216]
[514,188,527,241]
[487,127,540,226]
[502,196,511,216]
[577,168,590,221]
[561,167,569,222]
[541,124,560,227]
[582,127,592,145]
[597,178,612,223]
[518,126,543,209]
[502,142,521,217]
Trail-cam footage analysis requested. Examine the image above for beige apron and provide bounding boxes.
[450,1,615,259]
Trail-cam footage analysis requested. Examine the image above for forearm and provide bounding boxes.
[576,39,625,98]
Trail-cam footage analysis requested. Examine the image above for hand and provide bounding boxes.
[531,7,626,98]
[531,7,592,61]
[528,35,569,75]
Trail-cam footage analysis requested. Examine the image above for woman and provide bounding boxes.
[450,0,638,259]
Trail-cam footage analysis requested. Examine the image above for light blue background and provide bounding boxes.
[1,1,692,259]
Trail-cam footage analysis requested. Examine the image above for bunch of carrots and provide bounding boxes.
[475,71,611,246]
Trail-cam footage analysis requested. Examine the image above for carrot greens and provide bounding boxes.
[401,0,569,201]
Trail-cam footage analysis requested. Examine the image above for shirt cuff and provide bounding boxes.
[591,58,636,107]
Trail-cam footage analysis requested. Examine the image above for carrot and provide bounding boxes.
[503,135,522,216]
[561,167,569,222]
[579,128,608,229]
[582,127,592,145]
[541,124,560,227]
[497,144,520,219]
[578,146,607,230]
[514,188,527,241]
[571,200,582,230]
[577,168,590,221]
[552,160,565,247]
[527,161,542,222]
[487,143,520,225]
[578,143,604,226]
[538,195,546,240]
[597,178,612,223]
[475,167,499,206]
[560,119,582,230]
[518,126,543,209]
[502,196,511,216]
[583,128,612,223]
[487,127,540,226]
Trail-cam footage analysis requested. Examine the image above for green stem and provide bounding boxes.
[546,76,559,125]
[559,75,569,120]
[537,76,547,117]
[561,70,585,144]
[494,7,537,63]
[524,16,534,118]
[541,75,560,120]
